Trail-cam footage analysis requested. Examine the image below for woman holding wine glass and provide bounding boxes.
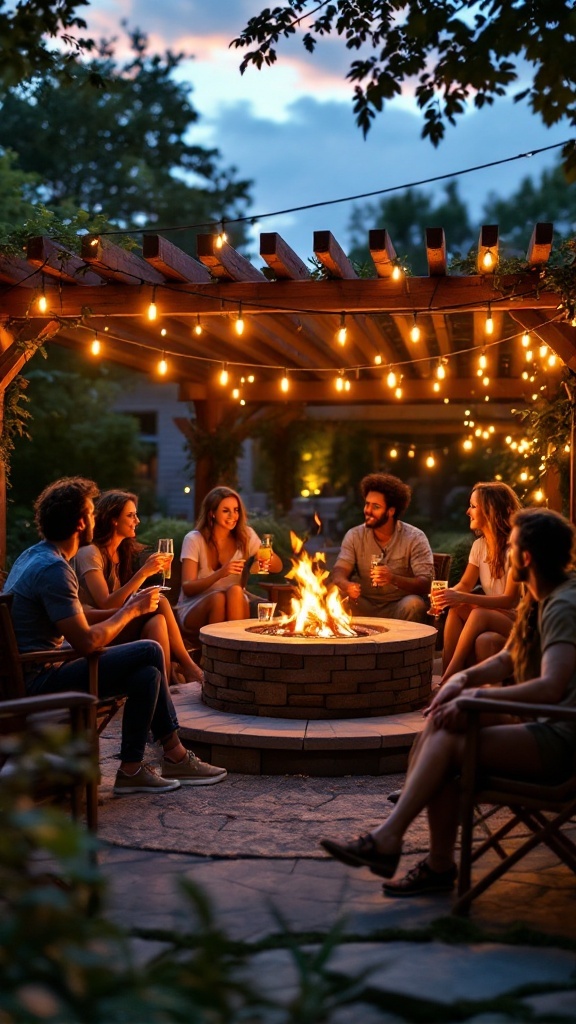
[176,486,282,635]
[74,489,203,684]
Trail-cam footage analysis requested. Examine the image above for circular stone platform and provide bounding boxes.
[200,617,437,719]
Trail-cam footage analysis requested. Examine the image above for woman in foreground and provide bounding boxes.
[176,486,282,635]
[74,490,203,684]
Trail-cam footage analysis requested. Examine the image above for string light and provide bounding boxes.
[337,312,347,346]
[392,265,402,281]
[478,350,488,371]
[280,369,290,393]
[408,446,415,458]
[463,438,473,450]
[410,313,421,343]
[534,489,544,502]
[485,304,493,335]
[386,369,398,389]
[235,303,245,336]
[37,291,47,313]
[374,353,382,365]
[433,381,440,393]
[232,386,240,399]
[521,331,530,347]
[525,348,533,361]
[90,332,101,356]
[435,360,446,380]
[194,315,203,336]
[389,447,398,459]
[539,344,548,358]
[148,287,157,322]
[158,352,168,375]
[219,363,229,386]
[394,386,403,399]
[215,223,228,249]
[482,249,494,269]
[425,454,436,468]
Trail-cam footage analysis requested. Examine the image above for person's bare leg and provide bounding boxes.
[475,631,506,664]
[183,592,227,633]
[441,608,514,682]
[224,584,250,620]
[157,595,203,682]
[442,605,470,673]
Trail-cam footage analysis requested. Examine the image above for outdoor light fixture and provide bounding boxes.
[158,352,168,376]
[215,223,228,249]
[392,265,402,281]
[219,364,229,386]
[281,369,289,393]
[394,386,403,399]
[90,333,100,356]
[410,313,421,343]
[194,315,203,336]
[485,305,494,335]
[521,331,530,347]
[436,360,446,380]
[425,454,435,468]
[235,303,244,336]
[482,249,494,269]
[386,369,397,389]
[148,288,157,322]
[337,312,347,346]
[374,353,382,365]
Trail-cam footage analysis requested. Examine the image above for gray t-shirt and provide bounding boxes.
[4,540,82,655]
[537,574,576,742]
[333,521,434,605]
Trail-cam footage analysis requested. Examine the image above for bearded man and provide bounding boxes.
[331,473,433,622]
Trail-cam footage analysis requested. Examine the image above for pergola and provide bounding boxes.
[1,220,575,562]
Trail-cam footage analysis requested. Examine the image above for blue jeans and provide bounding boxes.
[28,640,179,764]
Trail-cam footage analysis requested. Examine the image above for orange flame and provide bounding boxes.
[281,543,355,638]
[313,511,322,533]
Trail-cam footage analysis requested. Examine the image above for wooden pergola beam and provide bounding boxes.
[369,229,398,279]
[526,222,554,266]
[27,237,103,286]
[477,224,499,274]
[196,234,267,282]
[260,233,311,280]
[426,227,447,276]
[142,234,211,283]
[82,235,165,285]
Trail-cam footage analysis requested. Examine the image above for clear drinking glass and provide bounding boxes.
[428,579,448,618]
[257,602,277,622]
[370,552,384,587]
[257,534,273,574]
[157,538,174,586]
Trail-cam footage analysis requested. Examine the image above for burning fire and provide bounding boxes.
[275,530,356,638]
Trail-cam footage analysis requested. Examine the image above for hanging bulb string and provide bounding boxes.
[90,139,572,237]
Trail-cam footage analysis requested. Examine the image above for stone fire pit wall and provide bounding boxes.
[200,618,437,720]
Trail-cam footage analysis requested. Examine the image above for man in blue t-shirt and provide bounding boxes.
[4,477,226,793]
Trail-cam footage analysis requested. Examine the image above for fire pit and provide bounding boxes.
[200,617,436,719]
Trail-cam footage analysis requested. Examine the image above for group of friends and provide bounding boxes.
[3,471,576,899]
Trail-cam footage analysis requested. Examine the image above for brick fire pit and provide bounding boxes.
[200,617,437,719]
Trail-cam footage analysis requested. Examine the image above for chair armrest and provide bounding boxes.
[456,695,576,723]
[0,692,98,715]
[19,649,83,665]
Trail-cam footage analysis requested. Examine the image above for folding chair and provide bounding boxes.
[453,693,576,916]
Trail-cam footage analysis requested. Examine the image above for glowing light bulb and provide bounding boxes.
[158,355,168,375]
[425,454,435,468]
[386,370,397,389]
[534,489,544,502]
[433,381,440,393]
[90,337,101,356]
[148,300,157,322]
[548,353,557,367]
[38,293,47,313]
[335,375,344,392]
[521,332,530,347]
[280,372,289,393]
[482,249,494,269]
[235,315,244,336]
[485,308,493,335]
[478,352,487,370]
[482,375,490,386]
[194,315,203,336]
[389,448,398,459]
[247,374,255,383]
[463,438,473,451]
[232,387,240,400]
[539,344,548,358]
[392,265,402,281]
[436,362,446,380]
[337,313,347,346]
[219,365,229,386]
[520,471,528,482]
[394,386,403,399]
[407,447,415,458]
[161,328,167,337]
[374,353,382,365]
[410,314,420,343]
[525,349,533,361]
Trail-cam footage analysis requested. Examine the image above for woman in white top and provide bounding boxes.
[437,482,523,683]
[74,490,203,684]
[176,486,282,634]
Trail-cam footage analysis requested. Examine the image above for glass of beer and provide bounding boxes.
[257,534,273,574]
[370,552,384,587]
[157,538,174,586]
[428,579,448,619]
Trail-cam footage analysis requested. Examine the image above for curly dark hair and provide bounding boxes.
[195,486,250,558]
[91,490,145,586]
[512,507,575,585]
[360,474,411,520]
[34,477,99,542]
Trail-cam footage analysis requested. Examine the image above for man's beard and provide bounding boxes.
[80,523,94,545]
[511,561,529,583]
[365,510,391,531]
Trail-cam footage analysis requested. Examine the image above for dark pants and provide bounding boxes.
[28,640,178,764]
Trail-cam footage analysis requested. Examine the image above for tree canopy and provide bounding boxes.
[0,28,252,250]
[0,0,95,92]
[232,0,576,173]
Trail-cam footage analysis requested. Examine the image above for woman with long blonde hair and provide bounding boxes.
[74,490,203,684]
[437,481,523,682]
[176,486,282,634]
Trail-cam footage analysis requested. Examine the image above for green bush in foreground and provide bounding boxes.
[0,730,359,1023]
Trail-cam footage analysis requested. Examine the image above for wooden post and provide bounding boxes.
[563,381,576,525]
[0,388,5,571]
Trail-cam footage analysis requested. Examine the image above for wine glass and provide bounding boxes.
[157,538,174,587]
[370,552,384,587]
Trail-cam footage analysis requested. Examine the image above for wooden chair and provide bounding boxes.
[453,693,576,916]
[0,593,124,830]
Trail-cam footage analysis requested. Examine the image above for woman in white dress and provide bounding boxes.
[176,486,282,634]
[437,481,523,683]
[74,490,203,684]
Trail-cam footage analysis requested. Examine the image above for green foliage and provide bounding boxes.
[0,29,252,253]
[0,733,361,1024]
[0,0,95,93]
[233,2,576,174]
[136,518,195,560]
[8,347,143,506]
